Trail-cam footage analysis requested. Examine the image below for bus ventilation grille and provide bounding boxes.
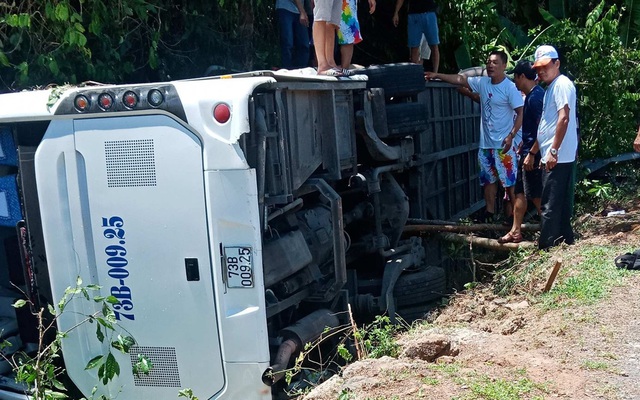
[105,139,157,188]
[129,345,181,387]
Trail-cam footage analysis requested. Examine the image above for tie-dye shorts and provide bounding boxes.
[478,148,518,188]
[337,0,363,45]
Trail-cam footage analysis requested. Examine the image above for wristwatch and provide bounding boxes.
[550,148,558,156]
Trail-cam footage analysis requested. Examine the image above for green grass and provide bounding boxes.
[540,245,630,309]
[426,364,548,400]
[421,376,439,385]
[467,375,545,400]
[582,360,609,370]
[427,361,462,375]
[494,242,635,305]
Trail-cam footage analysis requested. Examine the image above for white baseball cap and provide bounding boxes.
[533,45,559,68]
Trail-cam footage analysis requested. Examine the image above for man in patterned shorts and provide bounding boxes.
[426,50,523,222]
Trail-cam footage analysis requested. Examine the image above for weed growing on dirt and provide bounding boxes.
[440,366,548,400]
[493,248,551,296]
[337,388,354,400]
[357,316,402,359]
[281,313,409,396]
[384,366,415,382]
[426,361,462,375]
[421,376,439,385]
[466,374,546,400]
[582,360,609,370]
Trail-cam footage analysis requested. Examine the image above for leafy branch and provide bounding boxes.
[1,277,144,400]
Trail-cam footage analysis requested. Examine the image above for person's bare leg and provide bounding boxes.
[324,23,338,69]
[504,196,513,219]
[430,45,439,73]
[510,193,526,236]
[484,183,497,214]
[410,47,420,64]
[340,43,354,69]
[532,197,542,215]
[313,21,330,73]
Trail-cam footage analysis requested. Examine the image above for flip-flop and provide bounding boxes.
[341,68,355,76]
[319,68,343,77]
[498,232,523,244]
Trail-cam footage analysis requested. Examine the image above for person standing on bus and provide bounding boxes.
[392,0,440,72]
[276,0,310,69]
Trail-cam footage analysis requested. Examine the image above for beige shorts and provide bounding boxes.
[313,0,341,26]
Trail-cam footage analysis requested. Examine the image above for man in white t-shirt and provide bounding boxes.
[426,50,523,222]
[531,45,578,250]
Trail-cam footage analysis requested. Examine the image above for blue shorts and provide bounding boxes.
[407,12,439,48]
[478,148,518,188]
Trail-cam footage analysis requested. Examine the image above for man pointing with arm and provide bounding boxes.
[426,50,523,224]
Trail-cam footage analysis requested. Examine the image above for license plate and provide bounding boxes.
[224,246,254,288]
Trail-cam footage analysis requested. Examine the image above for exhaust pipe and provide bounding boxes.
[262,310,339,386]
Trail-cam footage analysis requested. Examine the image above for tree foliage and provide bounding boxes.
[0,0,278,90]
[2,0,640,159]
[538,3,640,159]
[505,1,640,159]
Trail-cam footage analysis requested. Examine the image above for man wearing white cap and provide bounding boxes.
[531,45,577,250]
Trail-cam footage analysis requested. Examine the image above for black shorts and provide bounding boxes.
[514,154,543,199]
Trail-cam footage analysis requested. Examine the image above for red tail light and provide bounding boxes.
[123,91,138,109]
[98,93,114,110]
[214,103,231,124]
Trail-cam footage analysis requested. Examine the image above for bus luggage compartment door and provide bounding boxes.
[34,116,225,398]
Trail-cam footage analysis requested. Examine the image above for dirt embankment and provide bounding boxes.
[301,210,640,400]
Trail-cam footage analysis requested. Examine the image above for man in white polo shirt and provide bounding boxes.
[531,45,578,250]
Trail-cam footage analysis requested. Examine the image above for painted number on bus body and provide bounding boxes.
[101,216,134,321]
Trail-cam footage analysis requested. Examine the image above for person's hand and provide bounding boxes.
[392,13,399,27]
[634,129,640,152]
[424,71,437,81]
[299,11,309,27]
[544,151,557,171]
[523,153,535,171]
[501,135,513,154]
[368,0,376,13]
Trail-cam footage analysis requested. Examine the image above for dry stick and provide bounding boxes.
[543,260,563,293]
[468,233,477,282]
[347,303,363,360]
